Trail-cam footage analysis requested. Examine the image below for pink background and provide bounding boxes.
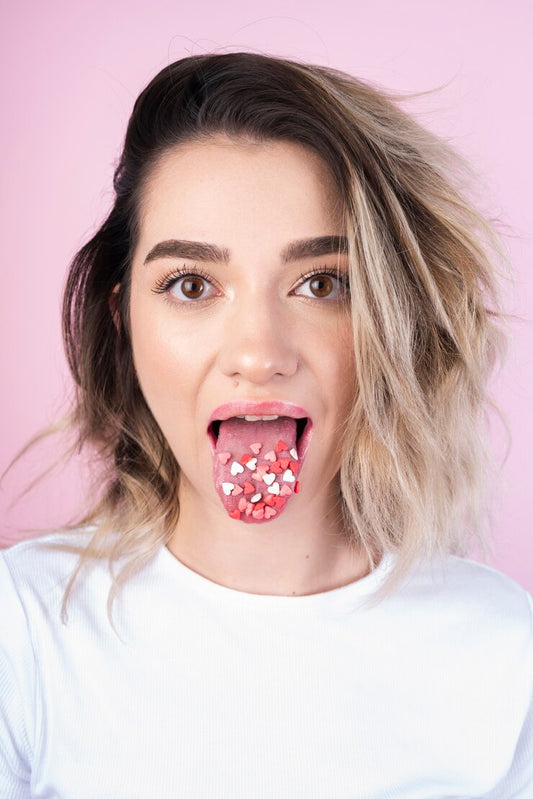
[1,0,531,591]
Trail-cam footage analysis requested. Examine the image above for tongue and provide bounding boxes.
[213,417,301,523]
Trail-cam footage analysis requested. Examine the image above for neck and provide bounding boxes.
[167,480,370,597]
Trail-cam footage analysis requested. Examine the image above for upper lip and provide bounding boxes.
[208,401,311,425]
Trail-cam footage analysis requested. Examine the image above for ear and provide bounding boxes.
[109,284,121,332]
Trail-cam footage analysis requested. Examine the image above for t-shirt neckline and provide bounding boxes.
[159,545,395,613]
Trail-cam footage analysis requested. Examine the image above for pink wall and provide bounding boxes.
[1,0,531,591]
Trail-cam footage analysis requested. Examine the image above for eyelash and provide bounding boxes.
[151,266,216,295]
[151,264,350,299]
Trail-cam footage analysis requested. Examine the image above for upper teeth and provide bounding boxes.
[235,415,280,421]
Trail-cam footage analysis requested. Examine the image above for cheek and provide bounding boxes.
[129,297,197,419]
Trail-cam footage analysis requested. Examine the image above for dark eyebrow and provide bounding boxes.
[280,236,348,263]
[143,235,348,266]
[144,240,230,265]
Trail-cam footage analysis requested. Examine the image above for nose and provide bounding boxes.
[218,297,299,385]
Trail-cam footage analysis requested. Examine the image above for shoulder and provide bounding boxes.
[1,530,95,597]
[407,553,532,621]
[0,530,112,629]
[392,553,533,681]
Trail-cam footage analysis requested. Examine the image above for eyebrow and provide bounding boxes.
[143,235,348,266]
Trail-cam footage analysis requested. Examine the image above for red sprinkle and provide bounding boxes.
[269,461,283,474]
[229,509,241,520]
[263,494,276,506]
[255,502,265,510]
[289,461,299,473]
[294,481,300,494]
[278,457,290,470]
[243,481,255,495]
[240,453,253,465]
[273,496,286,509]
[275,440,288,453]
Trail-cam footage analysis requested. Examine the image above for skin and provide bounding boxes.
[129,134,370,596]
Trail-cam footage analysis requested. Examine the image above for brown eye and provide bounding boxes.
[167,274,216,301]
[180,277,205,299]
[293,272,347,300]
[309,275,334,298]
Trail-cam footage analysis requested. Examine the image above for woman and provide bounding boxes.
[1,52,531,797]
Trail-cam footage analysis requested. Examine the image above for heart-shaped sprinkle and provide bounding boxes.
[289,448,298,461]
[279,457,290,470]
[244,457,257,471]
[245,503,254,516]
[282,469,295,483]
[294,481,300,494]
[275,440,289,454]
[250,442,262,454]
[217,451,231,465]
[255,502,265,510]
[230,461,244,476]
[290,461,299,473]
[263,473,276,486]
[252,508,265,519]
[263,494,276,506]
[267,482,280,495]
[229,509,241,520]
[273,496,286,509]
[222,482,235,496]
[264,506,277,519]
[264,450,276,462]
[240,453,253,465]
[250,493,262,503]
[269,461,283,474]
[231,485,243,496]
[238,497,248,512]
[243,481,255,495]
[280,484,292,496]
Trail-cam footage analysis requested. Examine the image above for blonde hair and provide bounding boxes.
[36,53,505,618]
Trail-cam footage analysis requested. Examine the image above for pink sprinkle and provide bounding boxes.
[264,506,277,519]
[249,442,262,454]
[217,451,231,465]
[252,508,265,519]
[264,450,276,462]
[238,497,248,512]
[245,503,254,516]
[280,484,292,496]
[231,485,243,496]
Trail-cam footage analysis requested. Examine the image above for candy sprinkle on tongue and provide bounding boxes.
[213,417,301,523]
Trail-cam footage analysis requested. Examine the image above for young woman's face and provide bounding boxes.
[129,135,355,524]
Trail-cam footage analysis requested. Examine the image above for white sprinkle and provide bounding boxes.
[267,482,280,495]
[250,493,262,503]
[289,448,299,461]
[245,457,257,470]
[230,461,244,476]
[222,482,235,496]
[282,469,295,483]
[263,473,276,485]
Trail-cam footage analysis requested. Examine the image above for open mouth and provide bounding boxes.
[208,412,312,523]
[208,415,310,455]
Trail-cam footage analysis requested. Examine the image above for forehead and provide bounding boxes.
[137,134,344,243]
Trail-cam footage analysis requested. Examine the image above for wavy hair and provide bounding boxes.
[42,52,505,618]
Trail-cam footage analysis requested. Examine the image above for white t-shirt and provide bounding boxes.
[1,531,532,798]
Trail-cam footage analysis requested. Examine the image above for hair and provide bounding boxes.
[43,51,505,618]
